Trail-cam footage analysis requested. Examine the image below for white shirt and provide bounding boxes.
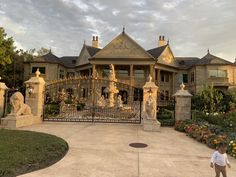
[211,151,230,166]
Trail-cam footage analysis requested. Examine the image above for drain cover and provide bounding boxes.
[129,143,148,148]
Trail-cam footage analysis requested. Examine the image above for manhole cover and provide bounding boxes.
[129,143,148,148]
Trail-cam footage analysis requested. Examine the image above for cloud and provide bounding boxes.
[0,0,235,61]
[162,0,185,10]
[112,9,120,16]
[0,16,27,34]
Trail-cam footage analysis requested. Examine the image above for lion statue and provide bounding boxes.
[9,92,32,116]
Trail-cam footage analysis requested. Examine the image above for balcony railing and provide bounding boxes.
[207,77,229,85]
[208,77,229,83]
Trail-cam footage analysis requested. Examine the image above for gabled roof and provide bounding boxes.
[175,57,200,69]
[92,32,154,59]
[59,56,78,68]
[86,45,101,56]
[147,45,168,59]
[197,53,232,65]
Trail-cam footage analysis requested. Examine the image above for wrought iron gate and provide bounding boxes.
[43,76,142,124]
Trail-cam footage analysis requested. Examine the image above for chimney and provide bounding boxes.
[92,35,99,48]
[158,35,167,47]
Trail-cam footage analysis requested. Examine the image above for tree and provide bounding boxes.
[0,27,15,66]
[37,47,49,56]
[193,84,224,113]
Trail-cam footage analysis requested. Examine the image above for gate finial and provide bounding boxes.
[35,68,41,78]
[148,75,152,82]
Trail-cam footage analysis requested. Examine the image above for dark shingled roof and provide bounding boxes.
[33,52,59,63]
[32,51,78,68]
[147,45,167,59]
[59,56,78,68]
[86,45,101,56]
[197,53,232,65]
[175,57,200,69]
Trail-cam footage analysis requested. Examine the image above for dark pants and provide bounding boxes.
[215,164,227,177]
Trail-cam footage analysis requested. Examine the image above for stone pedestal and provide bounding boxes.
[143,118,161,132]
[1,115,42,128]
[173,83,192,122]
[25,69,45,118]
[0,82,8,117]
[142,75,160,132]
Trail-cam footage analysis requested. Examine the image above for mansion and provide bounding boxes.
[24,30,236,103]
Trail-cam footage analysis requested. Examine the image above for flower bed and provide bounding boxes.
[175,120,236,159]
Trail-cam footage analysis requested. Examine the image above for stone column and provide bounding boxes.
[128,65,134,105]
[157,69,161,85]
[173,83,192,122]
[142,75,160,132]
[150,65,155,81]
[172,72,175,95]
[25,69,45,119]
[0,80,8,117]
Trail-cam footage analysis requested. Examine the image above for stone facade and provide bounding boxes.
[23,31,236,105]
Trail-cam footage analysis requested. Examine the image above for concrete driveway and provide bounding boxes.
[18,122,236,177]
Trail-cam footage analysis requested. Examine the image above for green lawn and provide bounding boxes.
[0,129,68,177]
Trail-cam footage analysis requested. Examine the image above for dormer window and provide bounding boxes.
[179,60,185,65]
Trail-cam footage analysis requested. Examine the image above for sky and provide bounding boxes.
[0,0,236,61]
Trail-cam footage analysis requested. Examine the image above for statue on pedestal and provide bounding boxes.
[117,95,123,109]
[145,95,155,119]
[9,92,31,116]
[97,95,106,108]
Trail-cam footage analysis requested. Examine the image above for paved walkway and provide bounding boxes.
[18,122,236,177]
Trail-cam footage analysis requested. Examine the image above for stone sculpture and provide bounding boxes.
[9,92,31,116]
[107,64,119,107]
[145,95,155,119]
[59,101,66,113]
[97,95,106,108]
[117,95,123,109]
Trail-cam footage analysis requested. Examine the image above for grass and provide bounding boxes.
[0,129,68,177]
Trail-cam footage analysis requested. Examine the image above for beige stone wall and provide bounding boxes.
[26,63,60,82]
[175,96,192,121]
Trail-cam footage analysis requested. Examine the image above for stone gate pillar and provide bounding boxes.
[142,75,160,131]
[0,79,8,117]
[173,83,192,122]
[25,69,45,119]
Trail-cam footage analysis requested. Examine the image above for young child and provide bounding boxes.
[210,142,231,177]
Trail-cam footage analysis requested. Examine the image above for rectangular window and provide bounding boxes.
[191,72,194,82]
[160,91,165,101]
[161,73,165,82]
[32,67,45,74]
[165,74,169,82]
[59,69,64,79]
[133,88,143,101]
[209,70,227,78]
[165,90,169,100]
[183,74,188,83]
[117,69,129,77]
[67,72,75,78]
[134,69,145,78]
